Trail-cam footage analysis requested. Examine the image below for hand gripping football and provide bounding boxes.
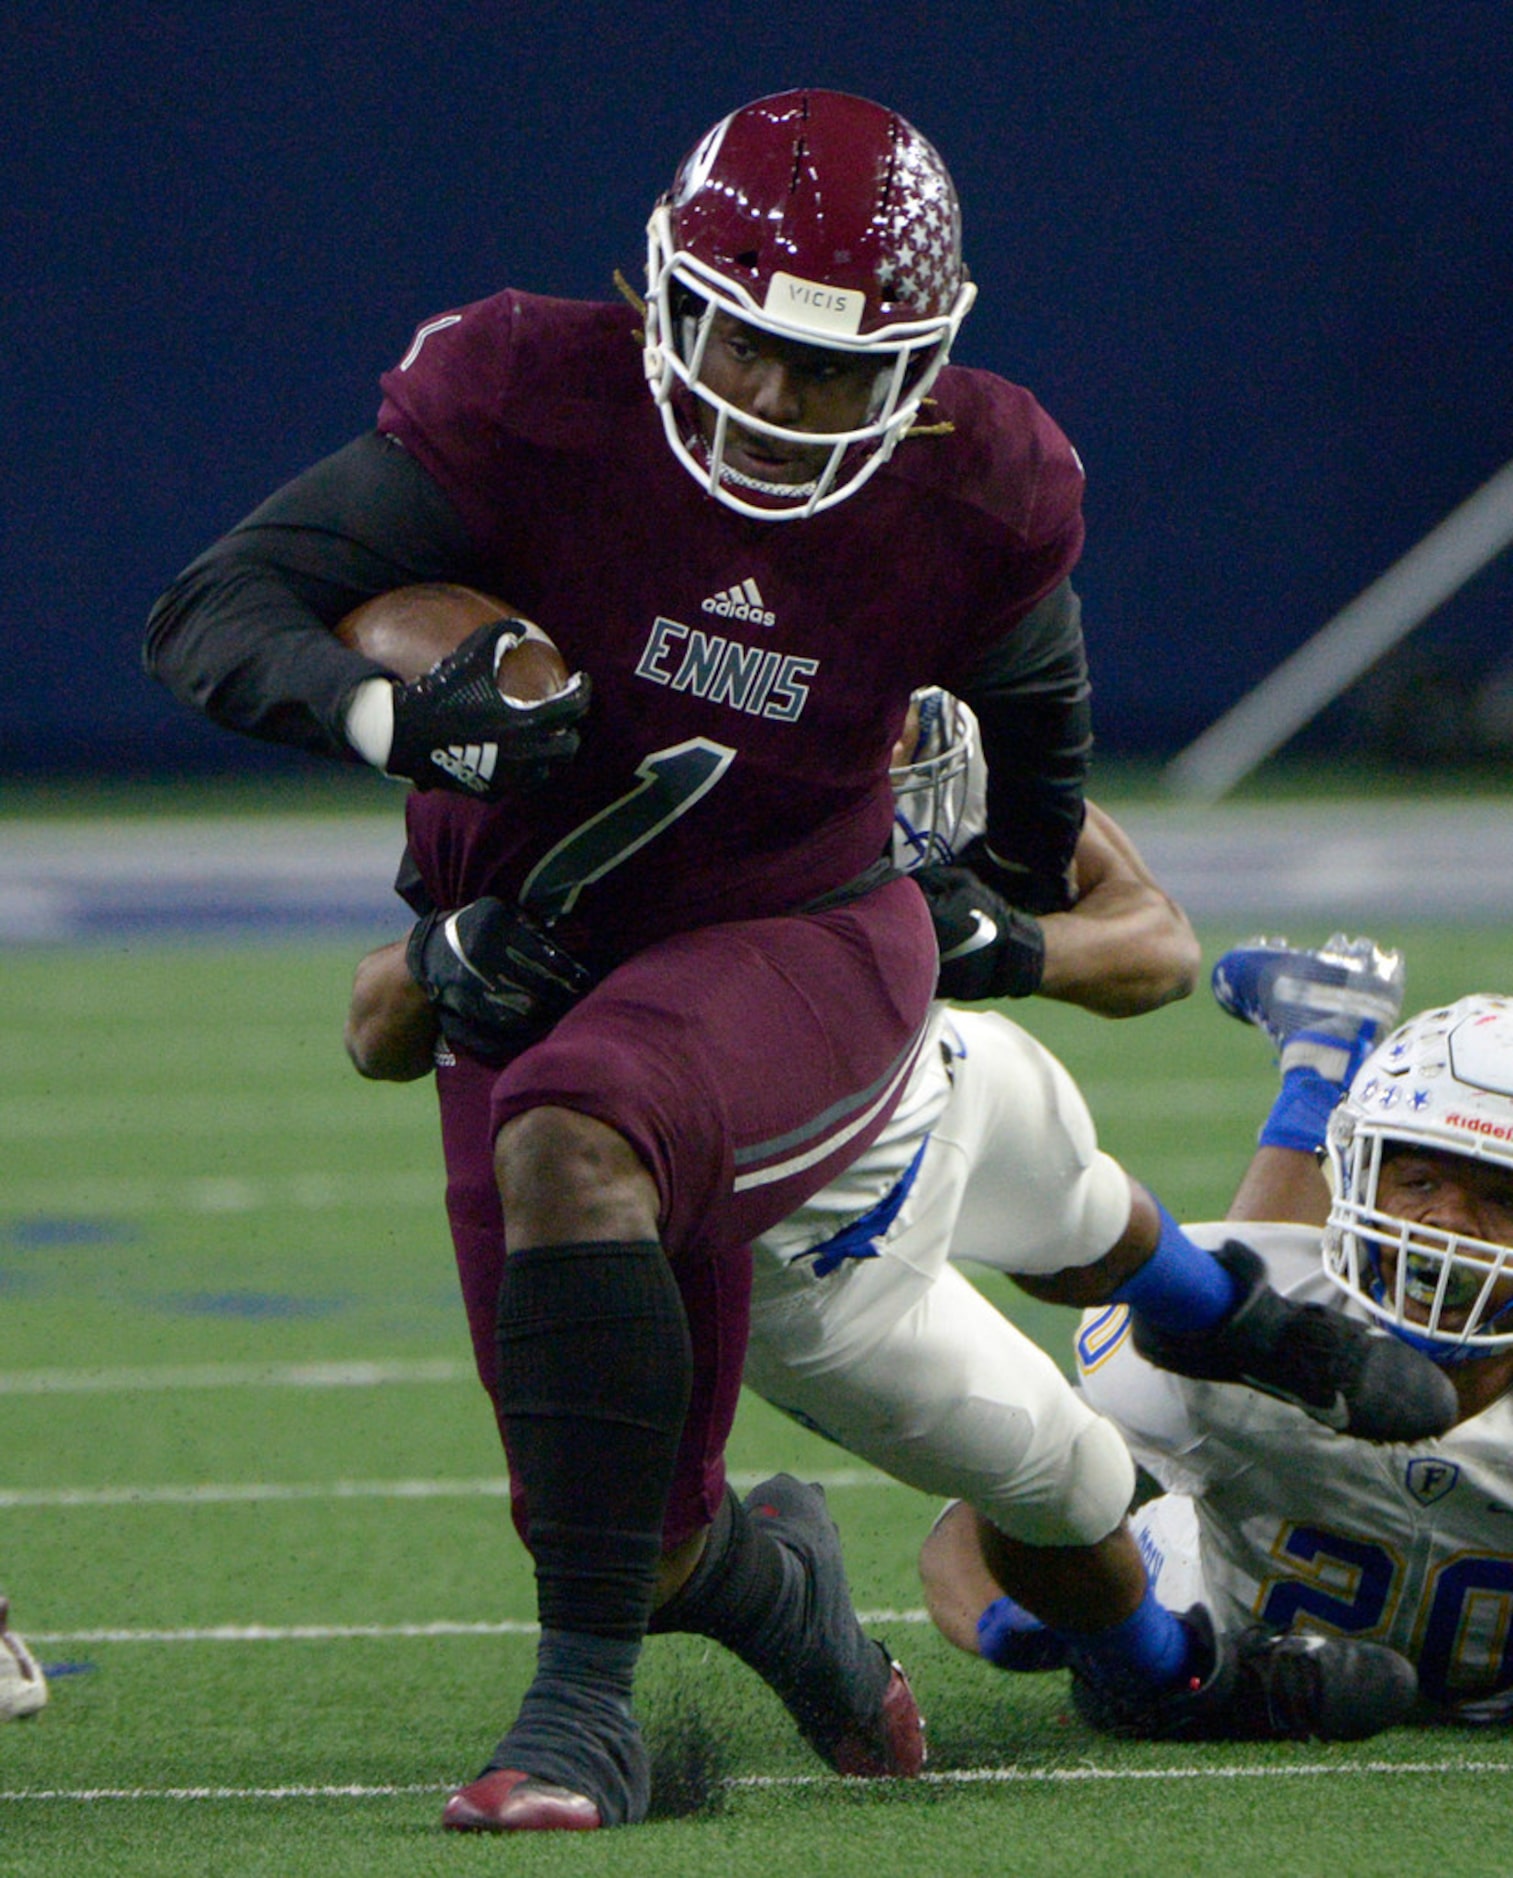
[335,582,569,698]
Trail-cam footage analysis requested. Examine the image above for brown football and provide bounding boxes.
[334,582,569,699]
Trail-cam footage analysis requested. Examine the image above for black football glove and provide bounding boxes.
[387,621,590,796]
[956,833,1076,918]
[405,897,597,1064]
[913,864,1046,1001]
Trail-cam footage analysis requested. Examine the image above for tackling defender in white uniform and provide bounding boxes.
[1074,988,1513,1722]
[706,702,1434,1737]
[926,940,1513,1731]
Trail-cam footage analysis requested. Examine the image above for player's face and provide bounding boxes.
[1376,1146,1513,1330]
[695,313,879,486]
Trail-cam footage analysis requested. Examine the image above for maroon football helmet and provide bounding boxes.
[644,90,977,519]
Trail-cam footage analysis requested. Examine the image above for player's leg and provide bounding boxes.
[444,1098,907,1827]
[444,1106,681,1831]
[448,883,934,1828]
[744,1235,1196,1706]
[430,1052,695,1828]
[938,1008,1453,1442]
[1214,932,1404,1223]
[648,1473,925,1778]
[745,1251,1132,1543]
[437,1058,917,1820]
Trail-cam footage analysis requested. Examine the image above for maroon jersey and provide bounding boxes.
[382,291,1084,963]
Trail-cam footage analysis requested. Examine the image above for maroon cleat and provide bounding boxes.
[829,1660,926,1778]
[743,1476,927,1777]
[441,1768,602,1832]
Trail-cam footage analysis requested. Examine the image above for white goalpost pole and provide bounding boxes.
[1163,456,1513,803]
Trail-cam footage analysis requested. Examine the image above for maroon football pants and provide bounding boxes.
[434,875,935,1546]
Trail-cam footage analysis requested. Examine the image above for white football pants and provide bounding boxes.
[745,1006,1136,1545]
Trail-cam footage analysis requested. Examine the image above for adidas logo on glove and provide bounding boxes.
[430,743,499,792]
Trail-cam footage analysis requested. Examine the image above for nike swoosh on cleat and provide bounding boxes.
[939,910,997,963]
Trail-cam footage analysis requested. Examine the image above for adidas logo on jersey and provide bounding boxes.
[702,578,775,626]
[430,743,498,793]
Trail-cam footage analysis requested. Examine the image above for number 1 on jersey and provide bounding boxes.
[520,737,735,922]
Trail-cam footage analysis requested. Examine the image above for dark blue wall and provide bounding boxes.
[8,1,1510,776]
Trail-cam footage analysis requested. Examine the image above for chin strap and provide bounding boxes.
[612,268,647,318]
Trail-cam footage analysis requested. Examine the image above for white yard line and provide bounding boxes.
[3,1758,1510,1805]
[1,1466,893,1512]
[0,1477,510,1507]
[0,1357,473,1396]
[731,1756,1513,1787]
[0,1171,437,1213]
[27,1607,921,1644]
[29,1620,545,1642]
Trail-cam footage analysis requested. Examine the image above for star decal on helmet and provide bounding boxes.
[877,133,962,312]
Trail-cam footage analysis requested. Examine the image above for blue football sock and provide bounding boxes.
[1257,1065,1340,1154]
[1110,1201,1241,1333]
[976,1593,1068,1672]
[1062,1585,1196,1698]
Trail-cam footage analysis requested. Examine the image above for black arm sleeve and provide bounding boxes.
[956,576,1092,893]
[143,431,483,760]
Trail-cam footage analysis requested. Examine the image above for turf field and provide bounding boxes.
[3,917,1511,1876]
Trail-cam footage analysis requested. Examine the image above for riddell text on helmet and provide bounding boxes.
[1446,1112,1513,1143]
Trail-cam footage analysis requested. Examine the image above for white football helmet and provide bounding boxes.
[643,89,977,520]
[889,688,983,871]
[1323,995,1513,1360]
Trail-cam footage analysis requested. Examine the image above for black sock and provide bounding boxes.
[649,1478,889,1762]
[648,1484,794,1669]
[489,1628,651,1823]
[495,1240,693,1642]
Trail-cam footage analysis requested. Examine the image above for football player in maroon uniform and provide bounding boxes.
[146,91,1451,1828]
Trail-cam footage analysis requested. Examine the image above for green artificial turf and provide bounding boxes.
[3,926,1511,1875]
